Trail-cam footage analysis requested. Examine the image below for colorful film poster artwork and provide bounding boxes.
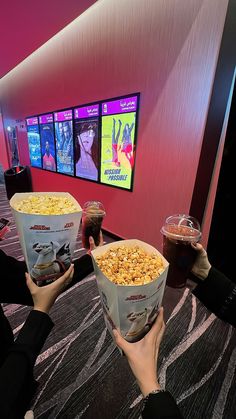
[54,110,74,176]
[39,115,56,172]
[101,111,136,190]
[74,118,99,182]
[26,117,42,168]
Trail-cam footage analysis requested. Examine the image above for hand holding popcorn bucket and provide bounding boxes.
[91,240,169,343]
[10,192,82,286]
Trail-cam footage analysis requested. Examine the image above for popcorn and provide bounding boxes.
[92,239,169,343]
[13,195,77,215]
[95,245,165,285]
[10,192,82,287]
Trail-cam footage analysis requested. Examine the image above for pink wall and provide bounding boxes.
[0,0,97,78]
[0,0,228,250]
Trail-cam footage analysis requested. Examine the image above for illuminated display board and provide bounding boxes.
[74,104,100,182]
[100,95,139,190]
[26,93,140,190]
[39,113,56,172]
[54,109,74,176]
[26,117,42,168]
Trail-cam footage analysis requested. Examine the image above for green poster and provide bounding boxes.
[101,112,136,189]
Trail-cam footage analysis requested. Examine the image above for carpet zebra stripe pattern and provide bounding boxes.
[1,184,236,419]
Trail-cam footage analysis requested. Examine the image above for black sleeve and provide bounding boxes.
[193,267,236,327]
[0,250,94,306]
[0,310,54,419]
[0,249,33,305]
[142,391,184,419]
[70,253,94,287]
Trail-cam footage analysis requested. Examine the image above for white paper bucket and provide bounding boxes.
[91,239,169,342]
[10,192,82,285]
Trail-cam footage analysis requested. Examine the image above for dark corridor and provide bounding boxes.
[207,81,236,282]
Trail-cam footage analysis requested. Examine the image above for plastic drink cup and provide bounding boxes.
[81,201,106,249]
[160,214,201,288]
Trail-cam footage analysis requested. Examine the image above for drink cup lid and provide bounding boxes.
[160,214,201,242]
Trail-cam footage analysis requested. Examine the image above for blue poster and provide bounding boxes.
[40,123,56,172]
[26,118,42,168]
[54,118,74,176]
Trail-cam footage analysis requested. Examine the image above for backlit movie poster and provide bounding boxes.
[101,95,138,190]
[26,94,139,191]
[54,110,74,176]
[74,104,99,181]
[39,114,56,172]
[26,117,42,168]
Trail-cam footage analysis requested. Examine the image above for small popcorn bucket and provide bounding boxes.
[10,192,82,286]
[91,239,169,342]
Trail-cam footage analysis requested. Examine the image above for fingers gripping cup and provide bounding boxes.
[82,201,106,249]
[161,214,201,288]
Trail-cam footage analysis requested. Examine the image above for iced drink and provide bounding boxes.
[81,201,106,249]
[161,215,201,288]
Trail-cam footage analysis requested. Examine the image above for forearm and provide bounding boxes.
[193,267,236,326]
[70,254,94,287]
[0,250,33,305]
[1,252,93,304]
[142,391,183,418]
[138,377,161,397]
[0,310,53,418]
[0,352,33,418]
[14,309,54,366]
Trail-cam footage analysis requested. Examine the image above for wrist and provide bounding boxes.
[138,379,161,397]
[33,305,50,315]
[196,265,211,280]
[191,262,212,281]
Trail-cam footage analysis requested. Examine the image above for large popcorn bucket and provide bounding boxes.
[10,192,82,286]
[91,239,169,342]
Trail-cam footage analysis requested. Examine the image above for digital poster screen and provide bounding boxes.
[100,95,139,190]
[39,113,56,172]
[54,109,74,176]
[26,117,42,168]
[74,104,99,181]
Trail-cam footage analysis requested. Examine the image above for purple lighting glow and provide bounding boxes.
[74,104,99,119]
[102,96,138,116]
[54,110,72,122]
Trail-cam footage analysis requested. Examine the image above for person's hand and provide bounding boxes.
[191,243,211,280]
[25,264,74,314]
[87,231,104,255]
[113,308,165,397]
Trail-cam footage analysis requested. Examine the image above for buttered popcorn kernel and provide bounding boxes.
[95,246,165,285]
[13,195,77,215]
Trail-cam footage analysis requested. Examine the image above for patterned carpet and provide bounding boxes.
[1,183,236,419]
